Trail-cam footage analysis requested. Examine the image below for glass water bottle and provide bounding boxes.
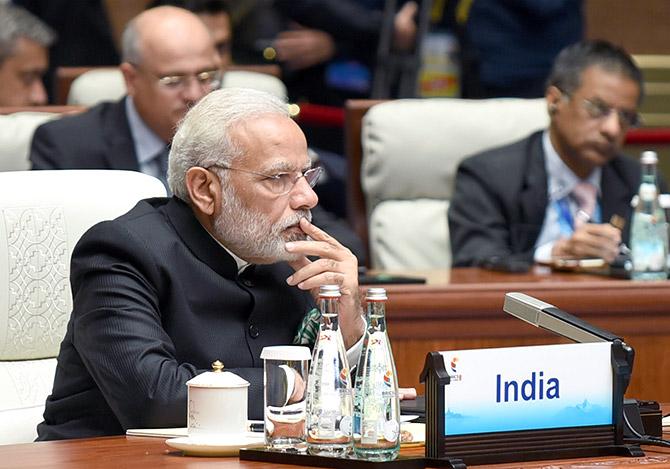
[353,288,400,461]
[631,151,668,280]
[305,285,353,455]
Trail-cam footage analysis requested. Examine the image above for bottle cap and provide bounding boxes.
[319,284,341,297]
[366,288,388,300]
[641,151,658,165]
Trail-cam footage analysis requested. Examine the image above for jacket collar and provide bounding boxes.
[163,197,239,279]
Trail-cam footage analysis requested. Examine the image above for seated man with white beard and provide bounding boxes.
[37,88,365,441]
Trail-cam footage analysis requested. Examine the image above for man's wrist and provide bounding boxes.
[342,312,366,349]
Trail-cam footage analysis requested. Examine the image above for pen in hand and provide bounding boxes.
[575,209,591,226]
[575,211,628,259]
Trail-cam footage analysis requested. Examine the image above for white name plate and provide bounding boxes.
[442,342,613,436]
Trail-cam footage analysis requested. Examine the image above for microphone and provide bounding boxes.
[503,292,621,343]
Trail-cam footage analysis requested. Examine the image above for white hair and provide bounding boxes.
[168,87,289,202]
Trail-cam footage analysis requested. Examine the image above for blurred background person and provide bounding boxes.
[232,0,417,107]
[148,0,232,66]
[455,0,584,98]
[449,40,644,267]
[29,6,222,187]
[13,0,119,102]
[0,3,55,106]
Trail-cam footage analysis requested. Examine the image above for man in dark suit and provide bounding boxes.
[30,5,220,184]
[37,87,365,440]
[449,40,644,267]
[29,5,365,259]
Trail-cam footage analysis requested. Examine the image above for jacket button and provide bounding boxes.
[248,324,260,338]
[242,279,254,287]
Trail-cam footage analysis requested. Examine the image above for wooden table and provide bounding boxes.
[377,267,670,401]
[0,433,668,469]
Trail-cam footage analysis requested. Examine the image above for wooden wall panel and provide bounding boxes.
[585,0,670,54]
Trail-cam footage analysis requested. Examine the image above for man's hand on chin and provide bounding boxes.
[285,218,365,348]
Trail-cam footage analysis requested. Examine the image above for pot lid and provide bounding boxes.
[186,360,250,388]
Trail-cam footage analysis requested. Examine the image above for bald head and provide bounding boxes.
[122,6,215,66]
[120,6,221,142]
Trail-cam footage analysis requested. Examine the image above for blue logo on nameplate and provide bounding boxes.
[442,342,613,435]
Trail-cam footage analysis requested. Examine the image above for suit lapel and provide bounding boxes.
[519,132,549,226]
[102,98,141,171]
[601,159,636,243]
[512,132,550,253]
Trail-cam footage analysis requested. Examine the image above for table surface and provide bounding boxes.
[5,268,665,468]
[368,267,670,402]
[1,432,668,469]
[376,266,670,320]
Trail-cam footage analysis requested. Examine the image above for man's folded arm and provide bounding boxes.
[70,221,266,429]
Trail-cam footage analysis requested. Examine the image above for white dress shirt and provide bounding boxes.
[533,131,602,262]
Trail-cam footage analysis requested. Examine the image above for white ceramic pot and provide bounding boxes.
[186,360,250,437]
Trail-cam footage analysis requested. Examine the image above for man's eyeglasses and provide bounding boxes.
[132,64,222,91]
[581,97,641,128]
[559,89,640,128]
[207,164,323,195]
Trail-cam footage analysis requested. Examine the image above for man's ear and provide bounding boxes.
[120,62,137,97]
[186,167,219,216]
[546,85,562,115]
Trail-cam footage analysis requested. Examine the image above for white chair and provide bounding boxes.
[360,98,549,269]
[67,68,126,106]
[66,68,288,106]
[222,70,287,100]
[0,170,166,444]
[0,112,61,171]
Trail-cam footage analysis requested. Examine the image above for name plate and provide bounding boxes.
[442,342,613,435]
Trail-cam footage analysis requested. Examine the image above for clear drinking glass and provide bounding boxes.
[260,345,311,451]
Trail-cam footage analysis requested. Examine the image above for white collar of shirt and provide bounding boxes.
[125,96,167,166]
[200,223,250,274]
[542,130,601,202]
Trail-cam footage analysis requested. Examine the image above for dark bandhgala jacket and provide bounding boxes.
[448,131,641,267]
[37,197,315,440]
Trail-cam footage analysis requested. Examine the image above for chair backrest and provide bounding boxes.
[0,112,60,171]
[0,170,166,444]
[56,64,283,105]
[65,67,288,106]
[360,98,549,269]
[0,107,86,172]
[67,68,126,106]
[222,70,287,99]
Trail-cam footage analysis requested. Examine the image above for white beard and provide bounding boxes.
[213,184,312,264]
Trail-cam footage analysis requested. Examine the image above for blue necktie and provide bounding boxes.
[153,147,170,193]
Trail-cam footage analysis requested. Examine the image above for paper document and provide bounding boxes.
[126,421,264,438]
[126,427,188,438]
